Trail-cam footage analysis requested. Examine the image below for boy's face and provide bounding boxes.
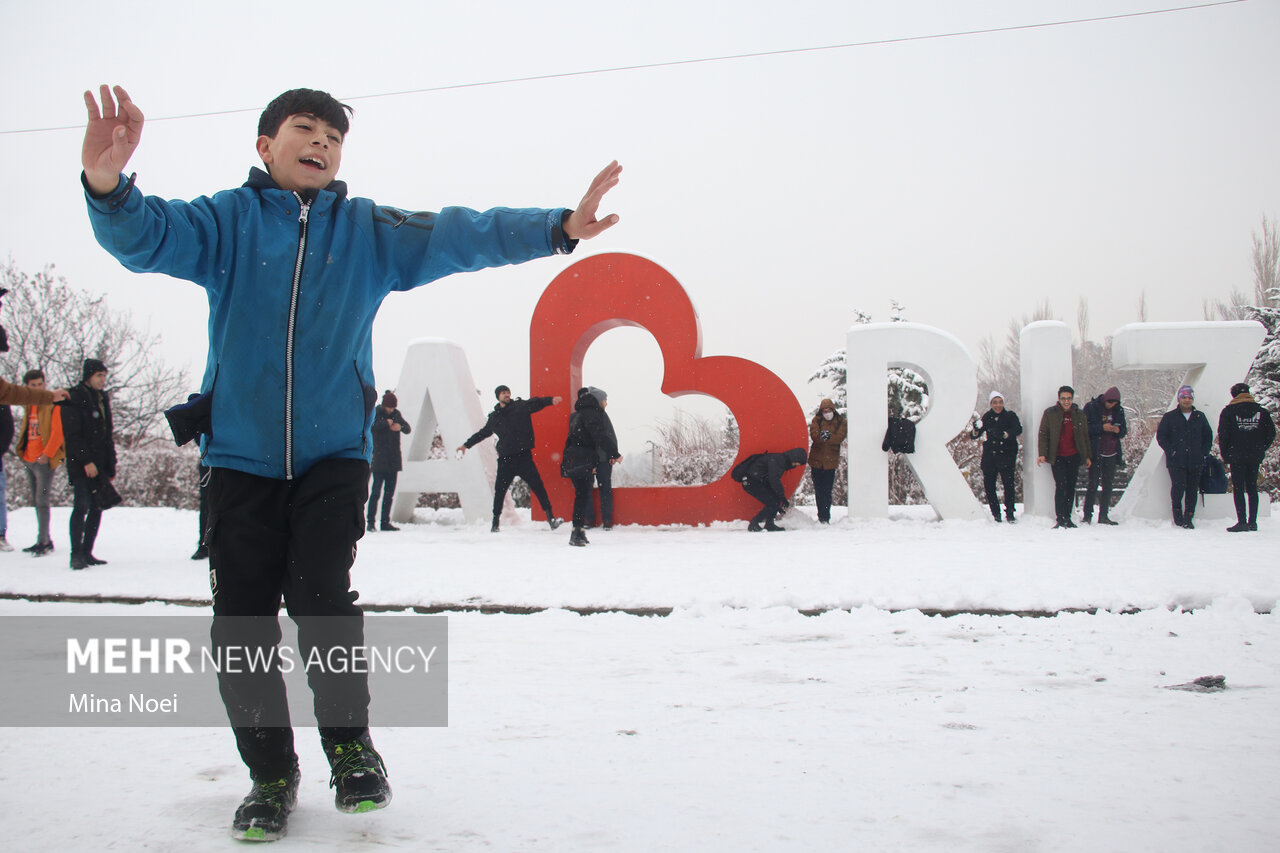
[256,112,344,193]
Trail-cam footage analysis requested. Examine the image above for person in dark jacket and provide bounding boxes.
[741,448,808,532]
[1037,386,1091,529]
[808,398,847,524]
[1081,386,1127,525]
[586,387,620,529]
[1156,385,1214,529]
[61,358,117,569]
[1218,382,1276,532]
[367,391,412,532]
[971,391,1022,523]
[561,387,621,546]
[459,385,564,532]
[0,405,13,551]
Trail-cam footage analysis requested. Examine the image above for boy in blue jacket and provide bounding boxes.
[82,84,620,841]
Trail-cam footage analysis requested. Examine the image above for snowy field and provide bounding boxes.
[2,505,1278,852]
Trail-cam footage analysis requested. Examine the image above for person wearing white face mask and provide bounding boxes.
[807,399,847,524]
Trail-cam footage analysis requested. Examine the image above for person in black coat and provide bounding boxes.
[1155,384,1213,529]
[741,448,808,532]
[970,391,1022,523]
[561,387,621,546]
[61,358,117,569]
[1082,386,1127,525]
[367,390,412,532]
[1218,382,1276,532]
[458,385,563,532]
[0,405,13,551]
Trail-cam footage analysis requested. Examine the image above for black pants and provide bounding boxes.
[593,461,613,526]
[68,479,102,557]
[367,470,398,526]
[1168,466,1202,520]
[570,474,595,528]
[1082,454,1119,519]
[197,463,210,547]
[981,463,1015,519]
[811,468,835,523]
[207,459,370,779]
[493,451,554,519]
[743,479,783,525]
[1229,462,1261,524]
[1051,455,1081,522]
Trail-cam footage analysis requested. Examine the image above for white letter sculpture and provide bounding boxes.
[388,338,506,525]
[1019,321,1075,519]
[1112,321,1268,520]
[846,322,984,520]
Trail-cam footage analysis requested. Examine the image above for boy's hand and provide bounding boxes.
[82,85,145,195]
[565,161,622,241]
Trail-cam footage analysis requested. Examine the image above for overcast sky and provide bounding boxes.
[1,0,1276,453]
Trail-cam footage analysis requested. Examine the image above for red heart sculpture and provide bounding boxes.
[530,253,808,525]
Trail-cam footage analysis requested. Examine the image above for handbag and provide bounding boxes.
[90,479,123,510]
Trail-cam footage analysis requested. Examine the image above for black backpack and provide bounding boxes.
[730,452,767,482]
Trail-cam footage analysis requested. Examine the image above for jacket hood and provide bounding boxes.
[785,447,808,466]
[1230,392,1257,405]
[1103,386,1121,403]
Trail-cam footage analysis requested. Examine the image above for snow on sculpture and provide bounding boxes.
[388,338,505,525]
[846,322,984,520]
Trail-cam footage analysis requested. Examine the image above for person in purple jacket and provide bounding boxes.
[82,83,620,842]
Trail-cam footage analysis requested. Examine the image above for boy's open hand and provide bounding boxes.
[82,85,144,196]
[564,161,622,241]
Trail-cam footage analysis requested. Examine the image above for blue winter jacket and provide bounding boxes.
[1156,406,1213,471]
[85,168,573,480]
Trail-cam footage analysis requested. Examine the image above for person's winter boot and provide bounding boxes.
[490,516,500,533]
[548,517,563,531]
[231,767,300,842]
[69,552,88,571]
[1172,508,1184,528]
[85,554,108,566]
[747,520,764,532]
[381,521,399,532]
[1005,509,1016,524]
[569,526,589,546]
[1182,513,1195,530]
[1226,520,1250,532]
[763,518,786,532]
[191,544,210,560]
[322,732,391,814]
[1081,503,1093,524]
[989,504,1002,522]
[366,520,377,533]
[1097,514,1118,526]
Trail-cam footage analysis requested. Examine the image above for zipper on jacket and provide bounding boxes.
[285,193,311,480]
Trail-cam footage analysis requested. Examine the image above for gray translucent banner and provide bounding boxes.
[0,613,447,727]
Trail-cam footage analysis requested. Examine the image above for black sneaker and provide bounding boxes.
[70,554,88,571]
[1227,521,1250,533]
[568,527,588,547]
[747,521,763,532]
[191,545,209,560]
[548,517,564,531]
[323,734,391,814]
[231,768,300,842]
[381,523,399,532]
[85,554,108,566]
[1098,517,1118,526]
[21,542,40,554]
[490,517,500,533]
[1182,518,1195,530]
[31,542,54,557]
[366,520,377,533]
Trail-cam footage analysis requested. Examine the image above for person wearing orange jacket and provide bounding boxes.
[17,370,66,555]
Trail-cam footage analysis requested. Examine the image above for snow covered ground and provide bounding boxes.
[2,505,1278,851]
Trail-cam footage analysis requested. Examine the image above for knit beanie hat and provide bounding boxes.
[588,387,607,404]
[494,385,510,399]
[82,358,107,383]
[988,391,1004,404]
[382,390,397,409]
[1177,385,1194,400]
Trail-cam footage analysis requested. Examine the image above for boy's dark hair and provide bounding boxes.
[22,368,43,384]
[1058,385,1074,396]
[1231,382,1251,397]
[258,89,353,139]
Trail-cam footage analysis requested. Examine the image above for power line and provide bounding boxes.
[0,0,1248,136]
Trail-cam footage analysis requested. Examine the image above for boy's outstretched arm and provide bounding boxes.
[564,161,622,241]
[81,85,145,196]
